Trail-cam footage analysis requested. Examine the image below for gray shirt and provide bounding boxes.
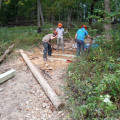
[42,34,53,43]
[56,28,65,39]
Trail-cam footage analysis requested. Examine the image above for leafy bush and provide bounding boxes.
[88,28,97,37]
[91,23,104,34]
[65,31,120,119]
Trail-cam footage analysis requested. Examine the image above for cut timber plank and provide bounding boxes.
[49,58,71,61]
[19,49,65,110]
[0,69,16,84]
[40,52,75,57]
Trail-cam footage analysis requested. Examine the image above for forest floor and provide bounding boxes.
[0,39,91,120]
[0,39,79,120]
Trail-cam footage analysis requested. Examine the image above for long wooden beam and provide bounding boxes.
[0,69,16,84]
[49,58,71,61]
[19,49,64,110]
[40,52,75,57]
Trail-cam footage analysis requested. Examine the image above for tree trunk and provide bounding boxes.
[51,15,55,24]
[67,10,71,29]
[59,10,60,21]
[37,0,41,27]
[89,0,96,25]
[77,1,79,22]
[39,0,44,26]
[31,3,34,21]
[104,0,112,40]
[80,1,83,22]
[0,0,2,10]
[85,5,88,21]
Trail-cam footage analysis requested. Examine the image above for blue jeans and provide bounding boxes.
[77,40,84,56]
[43,42,51,58]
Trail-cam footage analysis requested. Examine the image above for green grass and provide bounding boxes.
[0,24,56,55]
[0,26,44,46]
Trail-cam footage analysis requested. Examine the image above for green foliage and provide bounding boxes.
[111,31,120,53]
[88,28,97,37]
[3,0,11,4]
[65,31,120,119]
[88,23,104,35]
[0,25,54,55]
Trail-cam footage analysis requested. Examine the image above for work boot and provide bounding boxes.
[43,58,47,61]
[48,55,52,58]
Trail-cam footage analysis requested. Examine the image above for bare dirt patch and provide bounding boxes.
[0,38,91,120]
[0,44,75,120]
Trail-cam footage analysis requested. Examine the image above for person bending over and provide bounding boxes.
[75,25,91,56]
[42,31,58,61]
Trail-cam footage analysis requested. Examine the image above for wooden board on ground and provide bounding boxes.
[0,69,16,84]
[49,58,72,61]
[40,52,75,57]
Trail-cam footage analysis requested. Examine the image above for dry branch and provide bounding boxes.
[35,65,52,79]
[19,49,65,110]
[0,44,15,63]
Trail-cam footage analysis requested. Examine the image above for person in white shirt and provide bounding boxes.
[56,23,67,52]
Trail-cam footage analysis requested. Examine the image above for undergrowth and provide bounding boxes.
[65,29,120,119]
[0,23,55,56]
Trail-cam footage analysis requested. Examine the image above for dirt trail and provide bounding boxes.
[0,38,91,120]
[0,42,76,120]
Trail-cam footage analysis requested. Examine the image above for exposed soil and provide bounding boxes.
[0,40,77,120]
[0,38,91,120]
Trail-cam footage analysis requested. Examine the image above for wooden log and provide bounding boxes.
[0,44,15,63]
[19,49,65,110]
[0,69,16,84]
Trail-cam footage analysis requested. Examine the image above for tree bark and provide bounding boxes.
[80,2,83,22]
[0,0,2,11]
[37,0,41,27]
[85,4,88,21]
[19,49,65,110]
[67,10,71,29]
[51,15,55,24]
[0,44,15,63]
[89,0,96,25]
[104,0,112,40]
[31,3,34,21]
[77,1,79,22]
[39,0,44,26]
